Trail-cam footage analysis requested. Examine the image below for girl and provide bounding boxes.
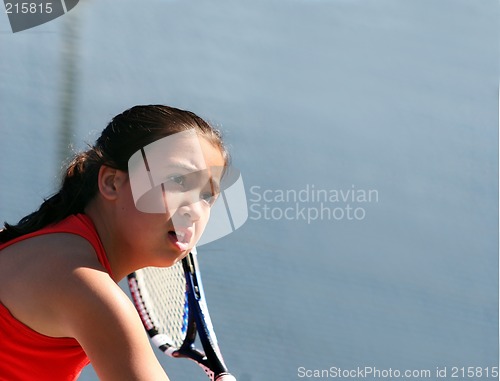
[0,105,228,381]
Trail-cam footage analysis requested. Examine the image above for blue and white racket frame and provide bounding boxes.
[128,249,236,381]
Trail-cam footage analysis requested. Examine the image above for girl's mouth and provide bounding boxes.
[167,229,192,251]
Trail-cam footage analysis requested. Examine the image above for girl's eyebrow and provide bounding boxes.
[163,161,203,172]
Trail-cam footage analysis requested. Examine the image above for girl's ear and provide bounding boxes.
[97,166,128,201]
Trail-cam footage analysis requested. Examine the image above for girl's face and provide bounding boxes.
[117,132,226,269]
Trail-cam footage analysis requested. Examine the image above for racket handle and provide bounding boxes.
[215,374,237,381]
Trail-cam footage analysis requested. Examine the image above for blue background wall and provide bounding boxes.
[0,1,498,380]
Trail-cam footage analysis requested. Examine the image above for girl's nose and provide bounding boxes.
[175,199,205,223]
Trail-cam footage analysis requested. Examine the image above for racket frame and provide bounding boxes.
[127,250,234,381]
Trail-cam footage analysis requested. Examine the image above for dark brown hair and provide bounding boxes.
[0,105,228,243]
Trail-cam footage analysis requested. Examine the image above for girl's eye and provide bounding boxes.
[201,191,217,206]
[167,175,186,187]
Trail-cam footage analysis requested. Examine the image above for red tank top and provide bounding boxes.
[0,214,113,381]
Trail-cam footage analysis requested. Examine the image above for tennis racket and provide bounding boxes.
[127,247,236,381]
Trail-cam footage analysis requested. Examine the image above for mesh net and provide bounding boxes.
[134,262,188,348]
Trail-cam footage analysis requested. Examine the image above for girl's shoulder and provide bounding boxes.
[0,231,106,280]
[0,233,170,380]
[0,232,113,337]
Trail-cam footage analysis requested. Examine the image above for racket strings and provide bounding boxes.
[134,262,188,348]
